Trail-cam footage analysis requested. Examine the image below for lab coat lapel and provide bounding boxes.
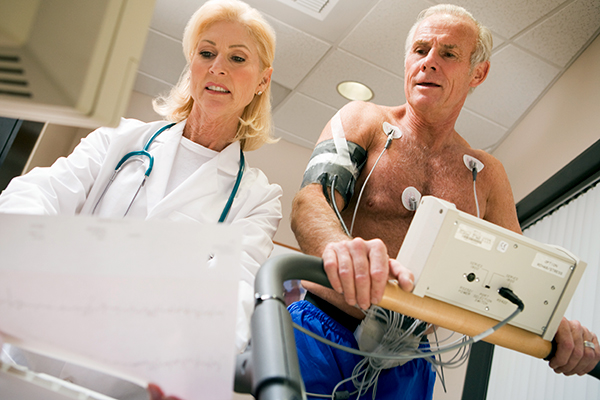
[143,122,184,213]
[147,140,241,221]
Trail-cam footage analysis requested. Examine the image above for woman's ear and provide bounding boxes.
[258,67,273,92]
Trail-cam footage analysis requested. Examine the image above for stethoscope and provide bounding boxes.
[92,123,245,221]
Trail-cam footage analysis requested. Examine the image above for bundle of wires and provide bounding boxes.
[351,307,432,398]
[294,287,524,399]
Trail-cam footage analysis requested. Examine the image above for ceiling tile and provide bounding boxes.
[466,45,560,127]
[515,0,600,67]
[133,72,173,98]
[246,0,378,43]
[264,15,331,89]
[138,30,186,87]
[271,81,292,109]
[298,49,405,109]
[339,0,430,75]
[149,0,204,39]
[492,32,506,48]
[448,0,566,38]
[455,108,508,151]
[274,127,316,148]
[274,92,337,147]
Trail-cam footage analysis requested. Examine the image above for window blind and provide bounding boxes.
[487,184,600,399]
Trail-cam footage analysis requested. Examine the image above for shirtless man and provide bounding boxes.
[290,4,600,399]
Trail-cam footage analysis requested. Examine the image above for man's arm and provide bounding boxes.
[480,154,522,234]
[291,184,349,257]
[291,102,414,313]
[290,110,354,259]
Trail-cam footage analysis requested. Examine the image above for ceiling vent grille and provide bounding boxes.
[295,0,329,13]
[0,54,32,99]
[276,0,339,20]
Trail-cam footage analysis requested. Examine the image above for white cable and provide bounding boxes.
[346,308,431,397]
[331,175,351,236]
[350,143,389,235]
[432,328,448,393]
[1,346,17,365]
[473,179,480,218]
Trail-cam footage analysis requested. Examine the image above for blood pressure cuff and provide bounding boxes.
[301,139,367,210]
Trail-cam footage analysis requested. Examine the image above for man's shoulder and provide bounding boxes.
[468,147,503,169]
[340,101,387,120]
[338,101,392,142]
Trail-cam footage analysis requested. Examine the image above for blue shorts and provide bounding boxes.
[288,300,436,400]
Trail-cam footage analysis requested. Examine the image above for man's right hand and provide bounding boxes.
[322,237,415,311]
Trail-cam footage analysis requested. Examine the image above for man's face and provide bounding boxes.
[404,14,486,117]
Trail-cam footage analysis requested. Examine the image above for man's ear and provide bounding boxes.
[470,60,490,88]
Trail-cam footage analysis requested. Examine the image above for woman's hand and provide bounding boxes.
[147,383,183,400]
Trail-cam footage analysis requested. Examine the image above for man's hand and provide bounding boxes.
[322,237,414,310]
[549,317,600,376]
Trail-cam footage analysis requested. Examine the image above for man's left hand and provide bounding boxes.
[549,317,600,375]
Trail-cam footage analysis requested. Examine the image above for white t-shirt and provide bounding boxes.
[165,136,218,196]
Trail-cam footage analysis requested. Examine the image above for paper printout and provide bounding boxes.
[0,213,241,399]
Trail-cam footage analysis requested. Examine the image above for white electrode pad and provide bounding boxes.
[383,122,402,139]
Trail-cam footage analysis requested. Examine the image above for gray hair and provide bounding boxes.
[405,4,493,72]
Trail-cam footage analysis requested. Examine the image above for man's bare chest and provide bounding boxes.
[346,142,485,221]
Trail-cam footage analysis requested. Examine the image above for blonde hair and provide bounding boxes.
[153,0,277,151]
[405,4,493,73]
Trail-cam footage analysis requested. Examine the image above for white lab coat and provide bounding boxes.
[0,118,282,397]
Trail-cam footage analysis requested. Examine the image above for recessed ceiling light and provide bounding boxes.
[337,81,373,101]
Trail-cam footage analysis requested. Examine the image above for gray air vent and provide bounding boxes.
[0,54,32,98]
[277,0,339,20]
[295,0,329,13]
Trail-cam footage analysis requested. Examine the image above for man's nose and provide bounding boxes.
[421,51,438,71]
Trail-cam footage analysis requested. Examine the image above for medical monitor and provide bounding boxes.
[396,196,586,341]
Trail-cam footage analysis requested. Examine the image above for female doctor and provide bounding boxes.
[0,0,281,398]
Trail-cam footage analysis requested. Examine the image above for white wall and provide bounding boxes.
[245,138,310,248]
[492,35,600,203]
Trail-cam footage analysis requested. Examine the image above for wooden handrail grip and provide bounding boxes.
[378,282,552,359]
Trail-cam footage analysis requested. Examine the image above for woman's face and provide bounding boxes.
[189,20,272,120]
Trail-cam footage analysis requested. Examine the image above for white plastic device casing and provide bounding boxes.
[397,196,586,340]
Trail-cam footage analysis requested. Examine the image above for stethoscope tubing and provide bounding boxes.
[219,150,244,223]
[92,123,244,221]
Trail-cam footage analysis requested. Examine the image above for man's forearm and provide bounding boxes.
[291,186,350,257]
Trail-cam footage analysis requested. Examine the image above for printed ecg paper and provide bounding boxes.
[0,214,242,399]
